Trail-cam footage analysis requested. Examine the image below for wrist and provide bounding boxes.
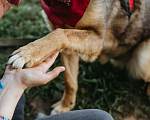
[1,76,24,92]
[1,71,26,91]
[0,77,24,119]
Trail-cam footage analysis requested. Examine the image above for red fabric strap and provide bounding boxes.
[129,0,134,10]
[41,0,91,28]
[121,0,134,34]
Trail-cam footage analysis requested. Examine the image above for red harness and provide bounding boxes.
[120,0,135,19]
[120,0,135,34]
[129,0,134,10]
[41,0,90,28]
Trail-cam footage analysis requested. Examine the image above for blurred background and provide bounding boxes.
[0,0,150,119]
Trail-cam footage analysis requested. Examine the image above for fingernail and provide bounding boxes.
[61,66,65,71]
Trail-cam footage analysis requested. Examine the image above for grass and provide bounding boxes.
[0,0,48,39]
[0,0,150,120]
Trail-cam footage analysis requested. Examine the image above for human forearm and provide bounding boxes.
[0,52,64,119]
[0,77,24,119]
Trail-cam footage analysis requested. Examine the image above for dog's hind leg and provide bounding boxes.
[147,84,150,97]
[51,53,79,114]
[127,39,150,97]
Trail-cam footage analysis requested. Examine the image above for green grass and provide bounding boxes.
[0,0,49,39]
[0,0,150,120]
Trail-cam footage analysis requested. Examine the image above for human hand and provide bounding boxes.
[0,0,12,19]
[2,52,65,90]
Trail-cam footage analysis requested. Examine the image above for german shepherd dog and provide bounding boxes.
[8,0,150,115]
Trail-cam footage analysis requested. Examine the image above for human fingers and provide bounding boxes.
[44,66,65,83]
[37,52,59,73]
[4,2,12,13]
[20,67,64,89]
[1,0,7,3]
[4,65,12,72]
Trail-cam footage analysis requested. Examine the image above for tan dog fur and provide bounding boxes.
[8,0,150,114]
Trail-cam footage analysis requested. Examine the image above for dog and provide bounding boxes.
[7,0,150,115]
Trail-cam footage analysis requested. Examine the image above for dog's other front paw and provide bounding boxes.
[51,100,75,115]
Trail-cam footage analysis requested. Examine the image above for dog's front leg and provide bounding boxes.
[7,29,68,68]
[51,53,79,114]
[8,28,102,69]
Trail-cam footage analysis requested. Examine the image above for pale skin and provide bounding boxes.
[0,52,65,119]
[0,0,12,19]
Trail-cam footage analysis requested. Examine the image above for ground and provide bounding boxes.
[0,0,150,120]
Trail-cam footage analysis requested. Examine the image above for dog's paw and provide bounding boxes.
[51,100,74,115]
[7,47,31,69]
[7,45,42,69]
[147,84,150,99]
[37,112,47,119]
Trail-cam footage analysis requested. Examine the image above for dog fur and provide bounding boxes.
[8,0,150,114]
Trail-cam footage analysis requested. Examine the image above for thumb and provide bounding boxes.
[45,66,65,82]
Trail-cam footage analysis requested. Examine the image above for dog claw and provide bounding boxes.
[11,66,15,69]
[8,54,13,58]
[5,63,9,66]
[10,67,13,71]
